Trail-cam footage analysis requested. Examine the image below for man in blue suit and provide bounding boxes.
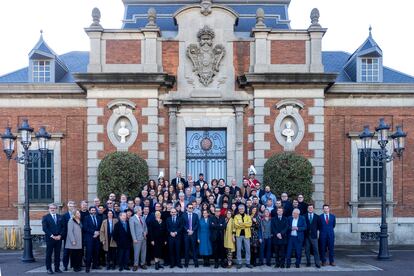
[286,208,307,268]
[83,206,102,273]
[182,203,200,267]
[304,203,321,268]
[42,203,65,274]
[166,208,184,268]
[113,212,133,271]
[319,204,336,266]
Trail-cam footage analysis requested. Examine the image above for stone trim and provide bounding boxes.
[142,98,159,179]
[253,99,270,180]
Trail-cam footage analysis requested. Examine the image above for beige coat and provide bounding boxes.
[224,217,235,252]
[65,219,82,249]
[100,218,118,251]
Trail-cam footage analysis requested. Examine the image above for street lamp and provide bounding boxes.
[358,118,407,260]
[1,119,51,263]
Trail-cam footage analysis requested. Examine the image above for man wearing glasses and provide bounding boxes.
[42,203,64,274]
[183,203,200,267]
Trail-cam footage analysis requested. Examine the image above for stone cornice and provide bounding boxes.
[327,83,414,94]
[0,83,84,95]
[238,73,337,89]
[74,73,176,91]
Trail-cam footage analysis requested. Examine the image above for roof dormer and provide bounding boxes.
[344,27,383,83]
[28,31,69,83]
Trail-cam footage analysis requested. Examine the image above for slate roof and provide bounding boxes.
[122,2,291,32]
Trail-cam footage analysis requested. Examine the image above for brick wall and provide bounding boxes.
[325,106,414,217]
[0,108,87,220]
[233,41,250,91]
[106,40,141,64]
[162,40,179,91]
[270,40,306,64]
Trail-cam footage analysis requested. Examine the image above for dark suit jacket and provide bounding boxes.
[113,220,132,248]
[62,212,72,240]
[287,216,307,242]
[319,213,336,238]
[42,213,64,243]
[282,200,293,217]
[209,215,226,242]
[171,177,187,189]
[305,213,321,239]
[182,212,199,237]
[83,215,102,241]
[195,180,208,187]
[166,215,184,236]
[270,216,288,245]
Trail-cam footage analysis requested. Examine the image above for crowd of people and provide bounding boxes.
[42,170,336,274]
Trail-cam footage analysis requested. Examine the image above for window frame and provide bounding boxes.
[32,60,51,83]
[360,57,380,83]
[27,150,54,203]
[358,149,383,201]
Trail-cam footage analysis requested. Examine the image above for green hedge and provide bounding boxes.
[263,152,313,202]
[97,152,148,200]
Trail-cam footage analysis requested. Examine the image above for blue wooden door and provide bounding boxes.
[186,129,226,182]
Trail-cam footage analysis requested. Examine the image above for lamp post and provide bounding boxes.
[358,118,407,260]
[1,119,51,263]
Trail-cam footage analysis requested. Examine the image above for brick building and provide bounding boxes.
[0,0,414,245]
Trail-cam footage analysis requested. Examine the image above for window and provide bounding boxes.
[358,149,383,199]
[28,150,54,202]
[32,60,51,83]
[361,58,379,82]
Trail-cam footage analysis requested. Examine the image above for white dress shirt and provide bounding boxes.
[291,218,298,236]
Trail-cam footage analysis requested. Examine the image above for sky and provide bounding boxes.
[0,0,413,77]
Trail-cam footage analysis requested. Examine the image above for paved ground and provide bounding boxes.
[0,246,413,275]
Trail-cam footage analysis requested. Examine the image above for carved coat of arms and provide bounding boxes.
[187,26,225,86]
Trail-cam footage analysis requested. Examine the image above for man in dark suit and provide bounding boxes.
[195,173,207,187]
[319,204,336,266]
[113,212,132,271]
[62,201,76,271]
[182,204,199,267]
[171,170,187,189]
[270,207,288,268]
[83,206,102,273]
[42,203,64,274]
[166,208,183,268]
[286,208,307,268]
[210,207,226,268]
[304,204,321,268]
[281,193,293,218]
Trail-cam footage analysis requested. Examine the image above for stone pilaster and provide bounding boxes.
[168,106,178,178]
[253,98,270,181]
[142,98,159,179]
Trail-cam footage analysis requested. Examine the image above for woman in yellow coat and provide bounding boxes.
[224,210,235,268]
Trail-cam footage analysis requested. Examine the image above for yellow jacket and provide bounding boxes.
[233,214,252,238]
[224,217,235,252]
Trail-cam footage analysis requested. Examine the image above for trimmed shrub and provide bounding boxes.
[97,152,148,200]
[263,152,313,202]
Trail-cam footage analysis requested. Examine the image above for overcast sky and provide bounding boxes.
[0,0,413,77]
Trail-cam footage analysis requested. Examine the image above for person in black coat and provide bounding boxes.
[171,171,187,189]
[113,212,133,271]
[148,211,167,270]
[209,207,226,268]
[304,204,321,268]
[83,206,102,272]
[166,208,184,268]
[182,204,200,267]
[281,193,293,218]
[270,207,288,268]
[42,203,65,274]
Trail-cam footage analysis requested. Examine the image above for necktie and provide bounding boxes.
[189,214,192,230]
[139,216,143,226]
[173,216,176,224]
[309,214,313,224]
[109,222,112,234]
[325,214,329,225]
[53,214,57,224]
[123,222,127,231]
[93,216,97,227]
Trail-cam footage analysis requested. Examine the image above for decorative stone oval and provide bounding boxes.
[274,100,305,151]
[107,99,138,151]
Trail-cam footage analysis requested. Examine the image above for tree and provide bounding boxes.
[263,152,313,202]
[97,152,148,200]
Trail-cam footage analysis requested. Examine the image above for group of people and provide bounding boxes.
[42,170,336,274]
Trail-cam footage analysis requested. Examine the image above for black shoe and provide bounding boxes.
[106,266,110,270]
[184,264,189,268]
[306,263,311,267]
[141,265,148,270]
[195,263,199,268]
[266,263,271,266]
[159,264,164,269]
[286,264,291,268]
[246,264,253,269]
[236,264,242,269]
[47,269,54,275]
[54,268,62,273]
[177,264,183,268]
[170,265,174,268]
[124,266,130,270]
[316,264,321,268]
[119,268,123,272]
[86,268,90,273]
[295,264,300,268]
[214,263,219,269]
[274,264,280,268]
[280,264,285,268]
[64,267,68,272]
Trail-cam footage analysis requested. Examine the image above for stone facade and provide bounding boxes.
[0,0,414,246]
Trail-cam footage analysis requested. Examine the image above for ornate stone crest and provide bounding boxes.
[274,100,305,151]
[187,26,225,87]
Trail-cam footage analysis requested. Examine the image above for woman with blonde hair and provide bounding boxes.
[148,211,167,270]
[65,210,83,272]
[224,209,236,268]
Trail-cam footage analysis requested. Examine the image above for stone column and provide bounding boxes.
[253,98,270,182]
[85,30,103,73]
[168,106,178,178]
[252,30,271,73]
[142,98,159,179]
[234,106,245,182]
